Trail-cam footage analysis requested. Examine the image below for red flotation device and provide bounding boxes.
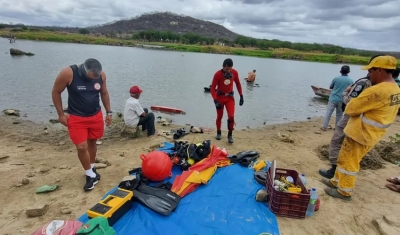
[140,151,172,181]
[150,105,183,114]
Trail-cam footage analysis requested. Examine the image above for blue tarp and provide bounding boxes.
[157,141,175,154]
[78,144,280,235]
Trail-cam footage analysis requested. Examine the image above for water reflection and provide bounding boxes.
[10,56,24,60]
[245,82,254,92]
[310,97,329,105]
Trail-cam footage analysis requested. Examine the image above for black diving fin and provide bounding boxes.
[239,154,260,167]
[230,150,259,164]
[172,128,190,140]
[133,184,182,216]
[254,170,267,185]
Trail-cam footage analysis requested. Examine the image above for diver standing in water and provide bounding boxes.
[211,58,244,143]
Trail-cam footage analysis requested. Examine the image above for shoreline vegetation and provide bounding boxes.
[2,28,400,66]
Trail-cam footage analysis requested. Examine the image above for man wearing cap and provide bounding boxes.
[123,85,156,137]
[321,65,353,131]
[321,55,400,201]
[52,58,112,191]
[318,55,384,179]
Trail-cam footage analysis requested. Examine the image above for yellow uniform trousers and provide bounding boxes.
[329,136,373,196]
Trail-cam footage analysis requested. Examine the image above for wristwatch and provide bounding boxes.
[106,111,113,116]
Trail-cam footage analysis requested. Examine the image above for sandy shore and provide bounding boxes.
[1,113,400,235]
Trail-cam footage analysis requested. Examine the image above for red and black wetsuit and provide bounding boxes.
[211,69,243,131]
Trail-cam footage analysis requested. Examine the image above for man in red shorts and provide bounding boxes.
[211,58,244,143]
[51,58,112,191]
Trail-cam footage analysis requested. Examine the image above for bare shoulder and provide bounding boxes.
[53,66,73,90]
[60,66,73,76]
[57,66,73,83]
[101,71,107,82]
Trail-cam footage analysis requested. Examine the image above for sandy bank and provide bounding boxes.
[0,114,400,235]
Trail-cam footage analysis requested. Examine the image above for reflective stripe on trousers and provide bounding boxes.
[331,167,358,193]
[337,166,358,176]
[330,136,374,196]
[361,114,391,129]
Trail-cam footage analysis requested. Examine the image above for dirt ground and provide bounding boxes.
[1,113,400,235]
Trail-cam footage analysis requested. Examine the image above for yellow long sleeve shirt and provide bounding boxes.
[344,82,400,146]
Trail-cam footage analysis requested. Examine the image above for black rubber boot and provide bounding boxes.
[228,131,234,144]
[319,165,337,179]
[215,130,221,140]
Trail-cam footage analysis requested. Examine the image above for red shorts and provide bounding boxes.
[67,111,104,145]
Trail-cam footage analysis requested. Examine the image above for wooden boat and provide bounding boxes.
[311,85,331,100]
[311,85,400,114]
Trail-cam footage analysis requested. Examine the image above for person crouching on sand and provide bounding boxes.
[123,85,158,137]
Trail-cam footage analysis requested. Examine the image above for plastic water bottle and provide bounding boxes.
[300,174,307,186]
[306,188,318,217]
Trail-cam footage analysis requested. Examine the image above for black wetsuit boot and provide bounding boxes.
[228,131,233,143]
[216,130,221,140]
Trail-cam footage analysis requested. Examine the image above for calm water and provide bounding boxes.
[0,39,369,129]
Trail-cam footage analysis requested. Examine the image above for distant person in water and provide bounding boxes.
[51,58,113,192]
[393,67,400,86]
[123,85,157,137]
[245,69,256,82]
[321,65,353,131]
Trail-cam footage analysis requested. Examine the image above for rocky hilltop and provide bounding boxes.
[88,12,239,41]
[1,12,399,57]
